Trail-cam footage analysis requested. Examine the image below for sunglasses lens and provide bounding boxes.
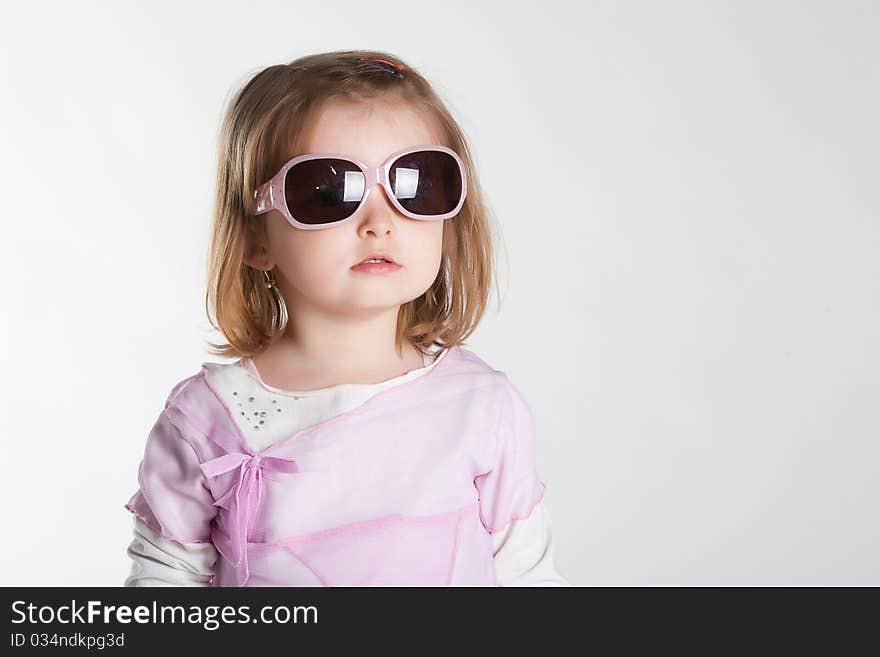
[284,158,365,225]
[390,150,463,216]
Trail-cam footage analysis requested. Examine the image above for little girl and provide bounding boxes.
[123,50,567,587]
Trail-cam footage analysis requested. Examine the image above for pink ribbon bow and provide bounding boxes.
[200,451,300,586]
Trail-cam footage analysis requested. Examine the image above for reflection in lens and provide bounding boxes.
[393,167,419,199]
[284,158,364,225]
[343,171,365,202]
[389,150,462,216]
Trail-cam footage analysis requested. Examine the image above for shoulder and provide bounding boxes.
[453,344,520,378]
[451,347,534,416]
[160,359,250,403]
[151,361,250,454]
[157,360,250,422]
[440,344,503,384]
[446,345,504,378]
[161,368,206,410]
[445,346,523,406]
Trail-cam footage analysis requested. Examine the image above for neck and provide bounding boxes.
[251,302,425,390]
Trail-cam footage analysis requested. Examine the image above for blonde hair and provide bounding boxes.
[204,49,504,360]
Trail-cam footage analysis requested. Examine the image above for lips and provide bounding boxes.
[354,253,399,266]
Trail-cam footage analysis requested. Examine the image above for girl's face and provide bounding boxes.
[254,98,446,321]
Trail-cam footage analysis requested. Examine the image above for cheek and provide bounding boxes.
[417,222,445,271]
[289,260,329,290]
[400,222,444,286]
[271,229,350,289]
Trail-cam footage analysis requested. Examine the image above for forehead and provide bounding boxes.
[296,98,445,167]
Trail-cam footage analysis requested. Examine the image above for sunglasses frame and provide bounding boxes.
[251,143,468,230]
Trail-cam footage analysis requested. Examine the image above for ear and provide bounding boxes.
[242,218,275,271]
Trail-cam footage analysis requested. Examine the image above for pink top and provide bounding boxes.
[124,345,547,586]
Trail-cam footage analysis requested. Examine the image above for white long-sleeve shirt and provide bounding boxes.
[125,348,568,586]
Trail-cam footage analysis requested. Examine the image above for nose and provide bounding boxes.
[357,180,399,235]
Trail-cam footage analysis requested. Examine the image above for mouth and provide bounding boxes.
[353,254,399,266]
[351,256,402,274]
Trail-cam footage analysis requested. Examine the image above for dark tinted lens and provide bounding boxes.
[389,150,462,216]
[284,158,365,225]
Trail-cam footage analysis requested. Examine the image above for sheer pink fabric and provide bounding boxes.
[125,346,546,586]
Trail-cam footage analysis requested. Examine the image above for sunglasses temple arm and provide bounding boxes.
[253,181,275,215]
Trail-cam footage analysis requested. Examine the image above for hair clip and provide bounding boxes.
[357,57,407,76]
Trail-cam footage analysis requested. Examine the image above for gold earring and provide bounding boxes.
[262,269,288,334]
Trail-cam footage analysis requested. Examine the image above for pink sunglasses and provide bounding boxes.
[252,144,468,230]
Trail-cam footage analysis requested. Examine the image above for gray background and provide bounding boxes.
[1,0,877,585]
